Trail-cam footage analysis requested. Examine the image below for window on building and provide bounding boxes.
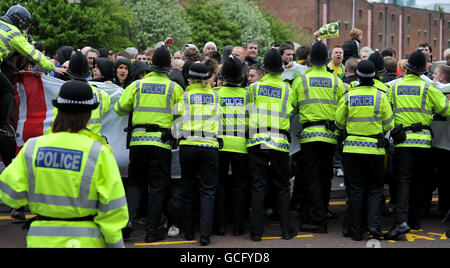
[407,16,410,24]
[391,35,395,45]
[434,39,437,48]
[359,9,363,19]
[424,30,427,39]
[391,13,395,22]
[448,21,450,29]
[379,12,383,21]
[407,36,410,47]
[379,34,383,43]
[418,30,421,38]
[434,19,437,27]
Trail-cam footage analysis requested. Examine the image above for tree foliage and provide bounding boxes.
[0,0,133,56]
[124,0,191,52]
[184,0,242,53]
[216,0,273,57]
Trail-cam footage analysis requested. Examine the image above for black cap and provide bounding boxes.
[356,60,376,78]
[188,63,211,80]
[221,55,243,85]
[67,50,91,81]
[406,49,427,74]
[150,46,172,73]
[309,41,330,66]
[52,81,99,113]
[262,48,284,74]
[368,49,386,76]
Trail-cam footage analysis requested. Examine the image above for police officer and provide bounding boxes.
[0,5,65,139]
[368,49,391,97]
[385,50,450,240]
[175,62,222,246]
[0,80,128,248]
[292,41,346,233]
[114,46,183,243]
[55,50,111,137]
[247,48,297,242]
[335,60,394,241]
[214,56,251,236]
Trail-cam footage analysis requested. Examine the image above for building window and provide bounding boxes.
[379,34,383,43]
[359,9,363,19]
[424,30,427,39]
[407,16,410,24]
[418,30,421,38]
[345,21,349,30]
[391,13,395,22]
[391,35,395,44]
[379,12,383,21]
[407,36,410,47]
[448,21,450,29]
[434,39,437,48]
[434,19,437,27]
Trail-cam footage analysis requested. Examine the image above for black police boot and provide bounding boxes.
[145,231,166,243]
[200,236,211,246]
[122,221,133,240]
[299,223,327,234]
[282,229,298,240]
[250,232,262,242]
[384,222,410,240]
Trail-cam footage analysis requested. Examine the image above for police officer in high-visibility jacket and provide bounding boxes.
[0,5,65,139]
[114,46,183,243]
[214,56,251,236]
[292,41,346,234]
[385,50,450,240]
[174,63,222,246]
[0,80,128,248]
[335,60,394,241]
[54,50,111,137]
[247,48,297,242]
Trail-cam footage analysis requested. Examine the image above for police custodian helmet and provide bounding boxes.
[53,81,99,113]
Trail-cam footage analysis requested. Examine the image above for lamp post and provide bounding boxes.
[352,0,356,29]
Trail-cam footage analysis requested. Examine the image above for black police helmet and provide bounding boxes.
[52,81,99,113]
[5,5,32,33]
[150,46,172,73]
[67,50,91,81]
[262,48,284,74]
[221,55,243,85]
[188,63,211,80]
[368,49,386,76]
[308,41,331,66]
[406,49,427,74]
[356,60,376,79]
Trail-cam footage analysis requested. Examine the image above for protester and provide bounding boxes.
[92,58,115,83]
[113,57,133,88]
[382,56,398,83]
[342,28,363,64]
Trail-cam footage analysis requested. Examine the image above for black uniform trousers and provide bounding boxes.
[343,153,385,234]
[433,148,450,213]
[127,145,172,236]
[0,72,15,128]
[393,147,431,227]
[248,145,292,235]
[298,142,336,226]
[180,145,219,237]
[215,151,250,230]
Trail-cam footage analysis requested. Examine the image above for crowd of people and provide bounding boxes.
[1,5,450,248]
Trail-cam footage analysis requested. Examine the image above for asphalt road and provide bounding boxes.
[1,198,449,249]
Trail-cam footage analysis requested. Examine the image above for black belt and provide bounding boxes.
[23,215,96,230]
[302,120,337,133]
[403,124,432,133]
[346,132,387,149]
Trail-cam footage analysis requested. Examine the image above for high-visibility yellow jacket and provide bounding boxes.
[52,84,110,137]
[0,130,128,248]
[389,74,450,148]
[292,65,346,145]
[336,85,394,155]
[0,19,54,71]
[348,79,391,98]
[114,72,183,150]
[247,73,296,153]
[175,82,222,149]
[217,85,250,154]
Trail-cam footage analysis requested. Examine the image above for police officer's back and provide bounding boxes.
[0,81,128,248]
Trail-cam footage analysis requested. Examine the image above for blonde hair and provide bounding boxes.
[398,59,408,73]
[350,28,363,40]
[189,79,210,88]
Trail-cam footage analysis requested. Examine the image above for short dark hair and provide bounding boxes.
[205,51,221,64]
[205,59,219,75]
[246,40,258,49]
[295,46,311,61]
[345,57,359,74]
[436,64,450,83]
[278,43,294,56]
[384,56,398,73]
[419,42,432,53]
[250,63,265,77]
[33,42,45,52]
[116,50,132,59]
[98,48,109,58]
[184,47,201,62]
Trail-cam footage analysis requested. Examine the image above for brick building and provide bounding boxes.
[259,0,450,60]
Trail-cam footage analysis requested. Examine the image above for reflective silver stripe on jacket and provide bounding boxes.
[0,181,27,200]
[0,30,22,58]
[88,87,103,126]
[25,139,103,209]
[299,75,338,106]
[134,81,176,113]
[28,226,104,239]
[106,239,125,248]
[393,83,432,115]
